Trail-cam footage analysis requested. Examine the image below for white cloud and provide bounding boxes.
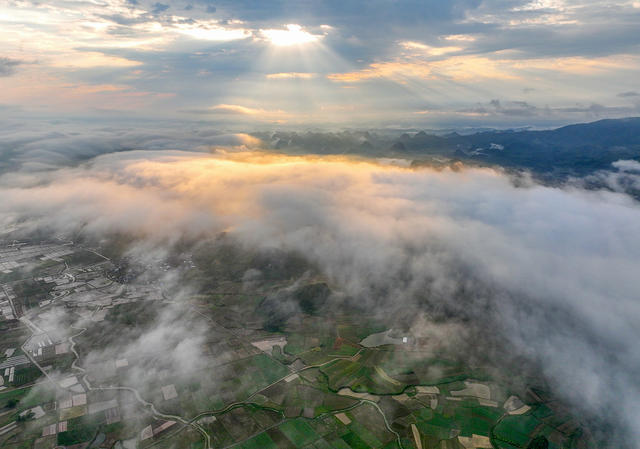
[266,72,315,79]
[400,40,463,55]
[1,147,639,445]
[259,24,323,46]
[174,22,252,41]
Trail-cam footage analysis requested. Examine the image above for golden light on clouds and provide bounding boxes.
[0,149,507,246]
[209,105,291,123]
[327,56,519,83]
[327,49,639,85]
[328,39,519,83]
[1,0,639,124]
[50,52,142,68]
[328,62,432,83]
[510,55,640,74]
[400,41,463,56]
[210,104,265,115]
[443,34,477,42]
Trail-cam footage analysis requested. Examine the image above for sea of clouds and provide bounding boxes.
[2,122,639,445]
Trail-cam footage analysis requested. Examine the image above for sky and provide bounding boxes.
[1,0,640,128]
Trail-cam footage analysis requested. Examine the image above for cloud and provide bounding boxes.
[327,48,521,83]
[578,159,640,199]
[49,52,141,68]
[174,22,252,41]
[328,62,433,83]
[613,159,640,172]
[20,265,215,416]
[151,2,169,14]
[618,91,640,97]
[206,104,290,122]
[458,99,539,116]
[0,120,263,174]
[2,0,639,126]
[210,104,266,115]
[1,142,639,444]
[266,72,315,79]
[329,49,637,87]
[259,24,323,46]
[452,98,640,120]
[0,57,21,76]
[399,41,463,56]
[79,300,212,396]
[442,34,476,42]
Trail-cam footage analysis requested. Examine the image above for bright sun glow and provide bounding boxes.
[260,24,321,46]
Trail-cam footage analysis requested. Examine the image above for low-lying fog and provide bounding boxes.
[2,139,639,445]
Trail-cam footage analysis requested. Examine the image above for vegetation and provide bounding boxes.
[57,416,99,446]
[0,240,598,449]
[528,436,550,449]
[16,411,34,422]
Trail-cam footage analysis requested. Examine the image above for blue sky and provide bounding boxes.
[1,0,639,128]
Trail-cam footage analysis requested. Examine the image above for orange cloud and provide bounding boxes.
[442,34,477,42]
[510,55,640,74]
[208,104,291,123]
[50,52,142,68]
[327,56,518,83]
[327,62,433,83]
[210,104,265,115]
[327,50,640,85]
[400,41,462,55]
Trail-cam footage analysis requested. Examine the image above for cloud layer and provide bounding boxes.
[2,148,639,444]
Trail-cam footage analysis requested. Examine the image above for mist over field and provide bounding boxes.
[1,128,639,445]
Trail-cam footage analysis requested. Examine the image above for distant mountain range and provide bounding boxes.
[254,117,640,178]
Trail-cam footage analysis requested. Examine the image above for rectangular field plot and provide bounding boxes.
[278,418,320,447]
[241,432,278,449]
[493,413,541,447]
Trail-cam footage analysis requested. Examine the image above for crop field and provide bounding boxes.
[0,241,598,449]
[62,250,108,267]
[10,366,41,387]
[228,401,405,449]
[0,325,30,355]
[241,432,279,449]
[57,415,100,446]
[320,351,408,395]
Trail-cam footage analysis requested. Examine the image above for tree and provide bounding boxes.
[527,436,549,449]
[17,411,35,422]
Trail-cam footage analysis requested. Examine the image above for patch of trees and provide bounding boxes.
[527,436,549,449]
